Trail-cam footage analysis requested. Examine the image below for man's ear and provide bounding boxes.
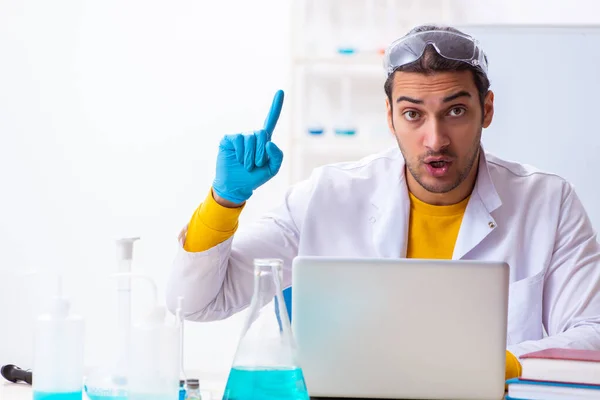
[482,90,494,128]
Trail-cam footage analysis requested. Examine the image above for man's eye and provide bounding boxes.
[403,110,420,121]
[449,107,466,117]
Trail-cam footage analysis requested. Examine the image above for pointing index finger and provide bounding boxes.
[263,89,284,140]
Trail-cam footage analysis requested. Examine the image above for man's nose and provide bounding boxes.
[422,119,450,152]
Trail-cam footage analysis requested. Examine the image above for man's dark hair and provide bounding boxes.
[384,25,490,112]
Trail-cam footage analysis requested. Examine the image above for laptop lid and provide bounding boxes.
[291,257,509,400]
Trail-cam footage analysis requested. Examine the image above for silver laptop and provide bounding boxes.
[291,257,509,400]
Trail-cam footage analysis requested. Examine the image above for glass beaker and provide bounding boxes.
[222,259,309,400]
[185,379,201,400]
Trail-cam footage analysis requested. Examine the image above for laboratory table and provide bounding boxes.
[0,382,509,400]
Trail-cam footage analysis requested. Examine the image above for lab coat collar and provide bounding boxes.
[452,148,503,259]
[369,150,410,258]
[369,145,502,259]
[472,148,503,215]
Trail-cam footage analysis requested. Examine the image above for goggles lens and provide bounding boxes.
[384,30,488,76]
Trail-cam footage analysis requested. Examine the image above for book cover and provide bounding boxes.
[506,378,600,390]
[520,348,600,362]
[507,378,600,400]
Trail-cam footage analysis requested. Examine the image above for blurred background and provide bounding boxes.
[2,0,600,387]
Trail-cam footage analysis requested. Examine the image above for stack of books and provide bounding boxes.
[507,348,600,400]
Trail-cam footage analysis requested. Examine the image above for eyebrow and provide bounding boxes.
[396,96,423,104]
[395,90,472,105]
[443,90,471,102]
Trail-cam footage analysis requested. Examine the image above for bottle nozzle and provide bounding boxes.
[115,237,140,261]
[51,274,70,318]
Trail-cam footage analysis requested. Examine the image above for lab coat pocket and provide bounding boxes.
[506,273,545,346]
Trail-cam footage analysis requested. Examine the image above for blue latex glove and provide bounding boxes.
[212,90,285,204]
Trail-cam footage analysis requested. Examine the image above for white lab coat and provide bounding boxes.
[166,146,600,357]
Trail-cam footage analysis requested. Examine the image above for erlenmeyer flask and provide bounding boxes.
[222,259,310,400]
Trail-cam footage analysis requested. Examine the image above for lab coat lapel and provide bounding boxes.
[370,157,410,258]
[453,150,502,260]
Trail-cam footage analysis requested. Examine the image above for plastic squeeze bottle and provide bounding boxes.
[32,276,85,400]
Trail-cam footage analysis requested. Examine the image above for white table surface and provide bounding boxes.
[0,382,29,400]
[1,381,511,400]
[1,379,225,400]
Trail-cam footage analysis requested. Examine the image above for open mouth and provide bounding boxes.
[428,161,448,169]
[424,159,452,177]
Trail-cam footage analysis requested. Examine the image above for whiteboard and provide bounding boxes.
[460,25,600,231]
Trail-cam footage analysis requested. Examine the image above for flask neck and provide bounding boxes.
[231,259,298,369]
[252,261,284,308]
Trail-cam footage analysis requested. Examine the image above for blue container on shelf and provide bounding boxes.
[307,126,325,135]
[337,48,356,55]
[334,127,357,136]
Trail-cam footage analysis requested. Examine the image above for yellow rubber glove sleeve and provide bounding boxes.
[505,350,522,381]
[183,188,244,252]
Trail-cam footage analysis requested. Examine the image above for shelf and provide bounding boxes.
[288,0,459,182]
[302,62,384,78]
[293,134,396,155]
[293,51,387,78]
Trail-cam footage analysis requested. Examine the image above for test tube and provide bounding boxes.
[114,237,139,380]
[177,296,187,382]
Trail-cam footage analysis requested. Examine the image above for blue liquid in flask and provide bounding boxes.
[85,393,127,400]
[33,391,82,400]
[84,384,127,400]
[222,367,309,400]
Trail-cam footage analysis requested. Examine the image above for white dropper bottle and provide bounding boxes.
[122,274,181,399]
[32,274,85,399]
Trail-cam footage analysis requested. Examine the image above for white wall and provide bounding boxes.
[3,0,600,383]
[0,0,292,379]
[458,0,600,24]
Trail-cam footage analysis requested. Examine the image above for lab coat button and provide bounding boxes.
[488,221,496,229]
[369,217,376,223]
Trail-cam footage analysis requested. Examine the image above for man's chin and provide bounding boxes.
[418,176,459,195]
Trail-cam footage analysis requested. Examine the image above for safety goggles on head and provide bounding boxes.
[383,30,488,77]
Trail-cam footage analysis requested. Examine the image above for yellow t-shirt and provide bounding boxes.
[406,192,469,259]
[183,187,521,381]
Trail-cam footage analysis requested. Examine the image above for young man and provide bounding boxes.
[167,25,600,380]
